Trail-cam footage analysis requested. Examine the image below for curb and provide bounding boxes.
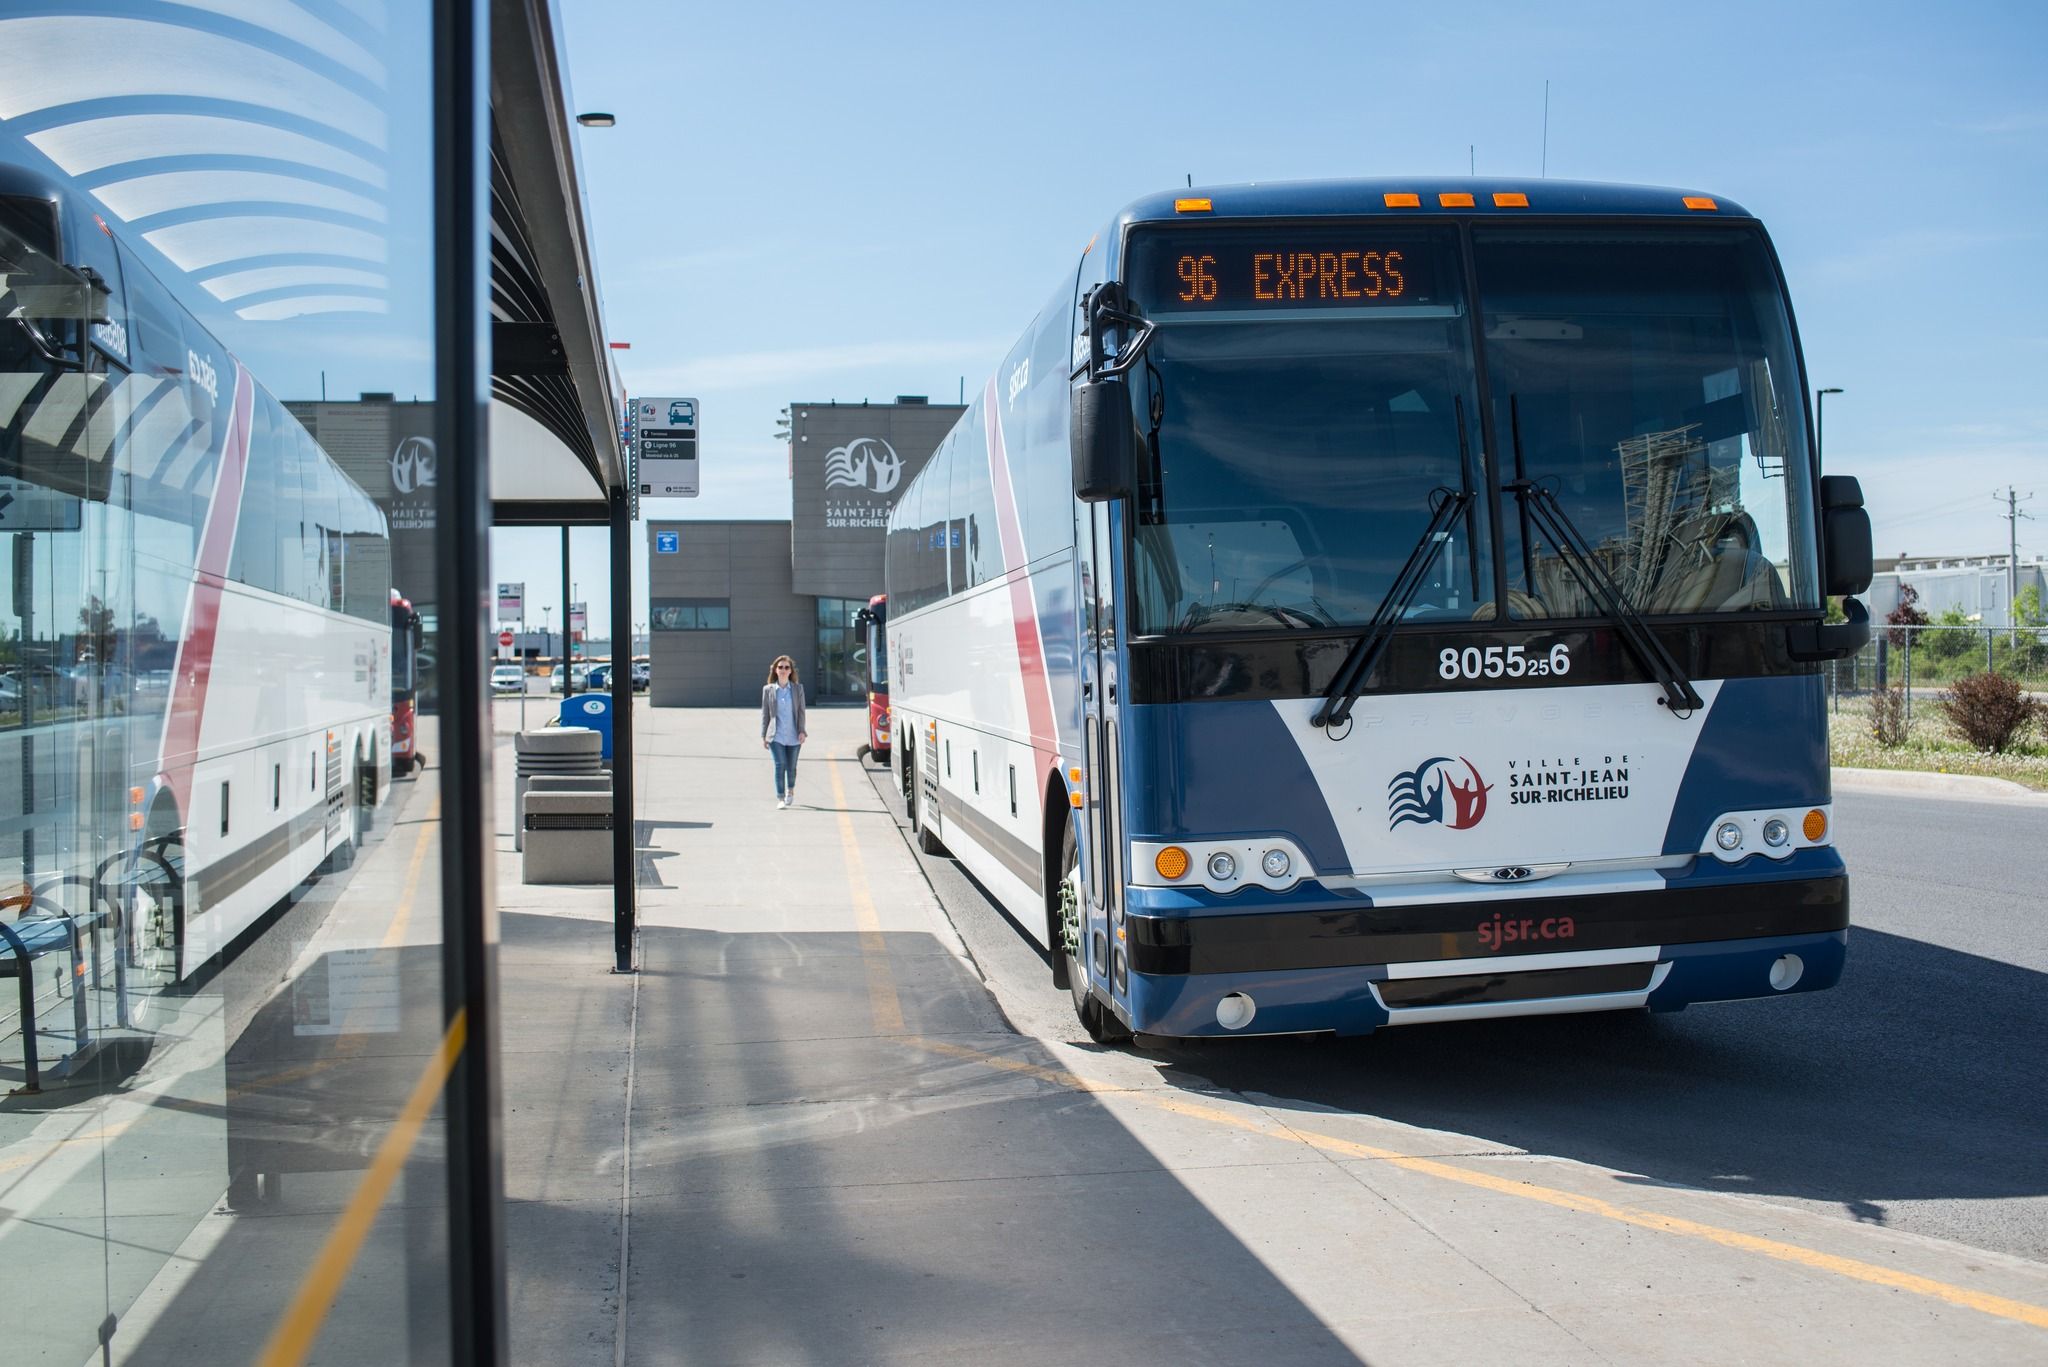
[1832,766,2048,805]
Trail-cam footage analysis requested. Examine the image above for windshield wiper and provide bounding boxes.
[1505,475,1705,716]
[1312,486,1472,729]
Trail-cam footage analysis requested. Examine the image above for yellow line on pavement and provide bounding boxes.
[826,760,905,1034]
[381,792,439,949]
[908,1037,2048,1333]
[255,1009,467,1367]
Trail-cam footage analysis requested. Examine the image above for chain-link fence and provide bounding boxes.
[1827,623,2048,718]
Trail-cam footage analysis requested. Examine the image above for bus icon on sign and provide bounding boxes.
[667,400,692,426]
[655,531,679,553]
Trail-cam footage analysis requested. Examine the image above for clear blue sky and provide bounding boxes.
[496,0,2048,630]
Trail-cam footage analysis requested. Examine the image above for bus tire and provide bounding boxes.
[1060,821,1127,1044]
[910,750,946,855]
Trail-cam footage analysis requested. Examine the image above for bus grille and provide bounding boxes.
[1378,962,1655,1010]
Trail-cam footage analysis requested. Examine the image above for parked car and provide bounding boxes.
[585,663,615,691]
[491,663,526,694]
[549,662,592,693]
[631,660,650,690]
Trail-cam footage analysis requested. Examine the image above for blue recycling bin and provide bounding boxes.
[560,692,614,760]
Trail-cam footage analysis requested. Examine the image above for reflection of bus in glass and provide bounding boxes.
[854,594,888,762]
[886,180,1873,1042]
[391,589,423,776]
[2,163,393,982]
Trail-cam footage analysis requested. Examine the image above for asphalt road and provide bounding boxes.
[864,758,2048,1265]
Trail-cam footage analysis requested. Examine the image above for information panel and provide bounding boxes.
[635,396,699,497]
[1129,227,1455,314]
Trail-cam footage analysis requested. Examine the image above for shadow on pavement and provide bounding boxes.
[1143,927,2048,1255]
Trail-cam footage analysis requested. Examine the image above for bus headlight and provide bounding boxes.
[1703,805,1830,862]
[1132,839,1310,892]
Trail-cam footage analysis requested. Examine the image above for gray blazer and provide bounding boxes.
[760,681,806,741]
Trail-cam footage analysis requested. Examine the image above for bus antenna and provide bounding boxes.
[1541,80,1550,177]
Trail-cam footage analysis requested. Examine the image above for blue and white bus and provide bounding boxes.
[886,179,1872,1042]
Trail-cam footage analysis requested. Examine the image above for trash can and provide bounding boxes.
[513,728,603,851]
[560,693,614,760]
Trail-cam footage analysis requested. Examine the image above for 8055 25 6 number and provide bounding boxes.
[1439,642,1572,682]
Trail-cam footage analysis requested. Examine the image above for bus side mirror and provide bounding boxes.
[1819,475,1872,596]
[1072,378,1134,503]
[1788,476,1874,661]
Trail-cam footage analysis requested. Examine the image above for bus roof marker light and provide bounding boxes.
[1383,192,1421,208]
[1438,192,1475,208]
[1493,191,1529,208]
[1683,196,1719,211]
[1803,809,1828,841]
[1155,847,1190,880]
[1174,197,1213,214]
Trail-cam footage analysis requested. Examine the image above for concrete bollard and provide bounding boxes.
[521,789,614,885]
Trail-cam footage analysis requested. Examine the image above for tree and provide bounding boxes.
[77,595,116,665]
[1886,582,1928,648]
[2016,584,2045,631]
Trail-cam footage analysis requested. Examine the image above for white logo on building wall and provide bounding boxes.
[391,436,437,494]
[823,437,902,495]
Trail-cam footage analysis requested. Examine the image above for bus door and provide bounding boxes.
[1077,491,1125,997]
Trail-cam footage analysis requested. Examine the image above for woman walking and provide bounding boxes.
[760,654,808,808]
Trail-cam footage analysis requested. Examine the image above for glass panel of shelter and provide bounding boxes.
[0,4,456,1362]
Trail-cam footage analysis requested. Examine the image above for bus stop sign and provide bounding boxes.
[636,396,698,498]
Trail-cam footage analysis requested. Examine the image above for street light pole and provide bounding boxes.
[1816,387,1843,472]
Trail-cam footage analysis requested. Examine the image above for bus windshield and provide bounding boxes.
[1475,226,1818,618]
[1122,222,1818,636]
[1126,226,1488,635]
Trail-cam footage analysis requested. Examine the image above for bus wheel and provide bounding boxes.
[914,784,945,856]
[1061,823,1127,1044]
[353,761,372,847]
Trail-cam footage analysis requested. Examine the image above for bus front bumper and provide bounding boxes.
[1115,863,1848,1038]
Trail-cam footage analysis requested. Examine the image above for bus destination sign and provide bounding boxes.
[1132,229,1449,314]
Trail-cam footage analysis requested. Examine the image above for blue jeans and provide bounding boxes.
[770,741,800,798]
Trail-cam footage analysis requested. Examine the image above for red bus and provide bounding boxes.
[854,594,889,763]
[391,589,424,776]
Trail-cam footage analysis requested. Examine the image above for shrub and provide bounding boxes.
[1886,583,1929,648]
[1869,686,1909,748]
[1937,672,2042,754]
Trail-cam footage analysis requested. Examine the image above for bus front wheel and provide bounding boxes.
[1061,823,1127,1044]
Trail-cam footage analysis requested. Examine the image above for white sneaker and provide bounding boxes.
[777,796,789,809]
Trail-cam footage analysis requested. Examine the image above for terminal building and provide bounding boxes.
[647,398,964,706]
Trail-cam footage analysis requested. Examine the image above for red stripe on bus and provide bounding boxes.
[158,364,255,815]
[984,382,1059,772]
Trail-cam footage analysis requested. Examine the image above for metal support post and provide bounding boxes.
[560,526,573,696]
[432,0,506,1353]
[609,487,636,973]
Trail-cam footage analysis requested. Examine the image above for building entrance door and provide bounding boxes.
[814,597,866,701]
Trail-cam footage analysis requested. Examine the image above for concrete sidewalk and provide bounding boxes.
[498,703,2048,1367]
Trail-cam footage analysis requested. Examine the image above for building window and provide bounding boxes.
[651,598,730,631]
